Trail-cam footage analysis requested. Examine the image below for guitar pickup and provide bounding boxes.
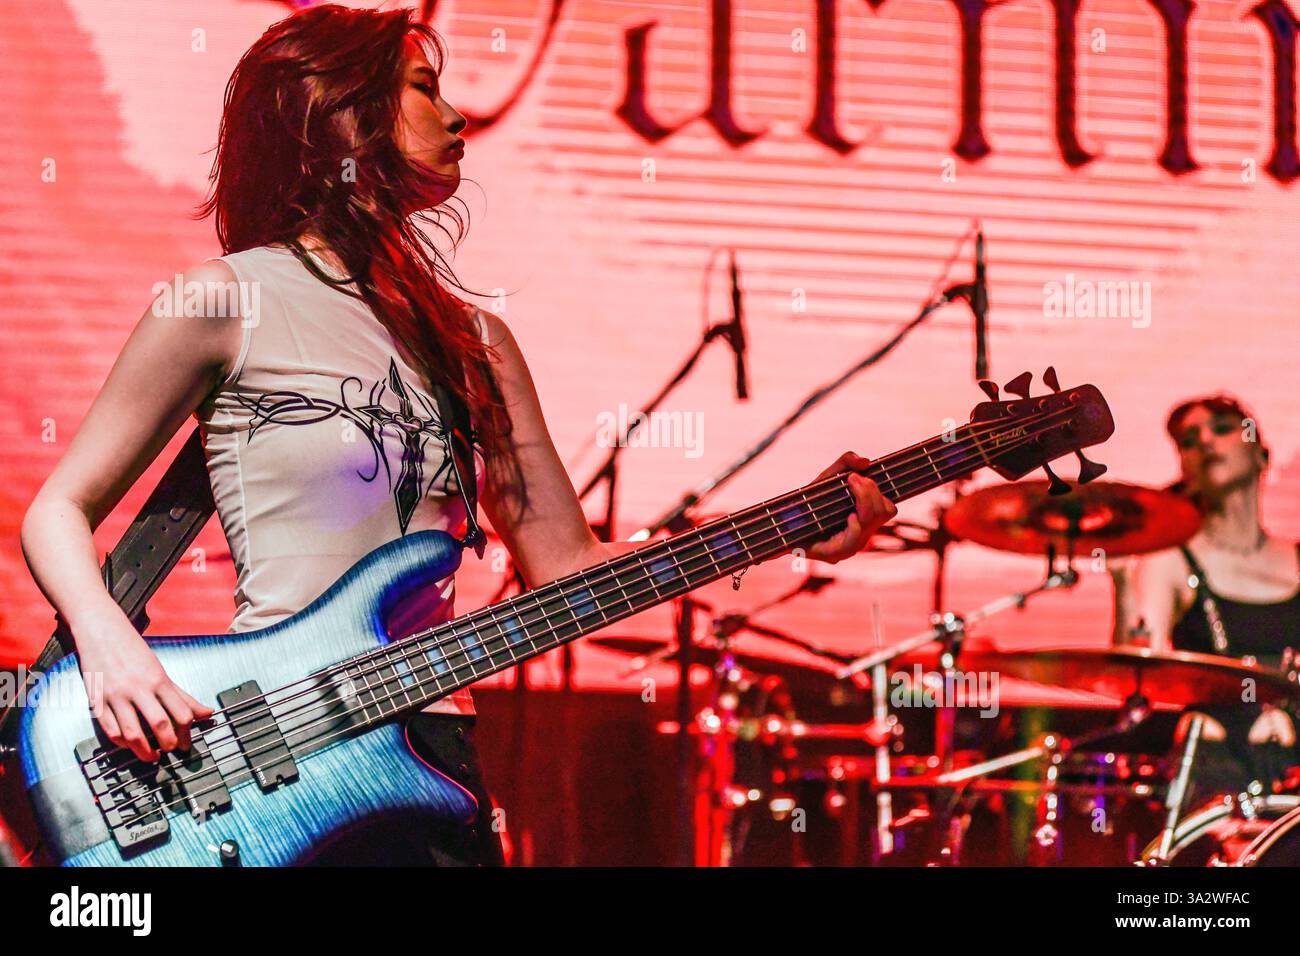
[160,737,231,821]
[217,680,298,791]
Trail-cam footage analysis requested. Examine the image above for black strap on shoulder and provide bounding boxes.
[1178,544,1230,654]
[1179,544,1208,584]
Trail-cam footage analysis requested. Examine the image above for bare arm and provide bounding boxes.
[1117,548,1186,652]
[21,261,245,760]
[474,311,627,588]
[475,312,895,589]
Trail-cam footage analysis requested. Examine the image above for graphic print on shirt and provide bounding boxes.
[233,357,455,534]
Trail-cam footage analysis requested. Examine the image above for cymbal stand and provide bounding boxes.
[836,567,1079,863]
[836,568,1081,683]
[869,602,894,862]
[1144,713,1205,865]
[693,627,746,867]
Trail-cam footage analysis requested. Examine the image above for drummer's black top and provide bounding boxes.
[1171,542,1300,669]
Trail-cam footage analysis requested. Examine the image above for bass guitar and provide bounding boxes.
[19,369,1112,865]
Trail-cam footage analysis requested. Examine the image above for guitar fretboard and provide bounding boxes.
[335,423,1002,728]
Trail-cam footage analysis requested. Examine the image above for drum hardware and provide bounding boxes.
[869,602,893,862]
[1146,713,1206,865]
[834,561,1084,864]
[1031,743,1066,866]
[944,647,1300,710]
[1139,790,1300,866]
[599,467,1288,865]
[1236,802,1300,865]
[871,493,966,770]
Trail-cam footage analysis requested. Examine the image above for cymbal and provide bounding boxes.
[586,635,855,690]
[899,645,1300,709]
[589,637,1126,708]
[943,480,1201,557]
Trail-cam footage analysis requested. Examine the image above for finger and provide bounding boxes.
[812,514,862,562]
[870,490,896,524]
[816,451,870,482]
[133,693,179,754]
[850,477,893,534]
[847,474,869,523]
[94,695,122,742]
[156,685,196,751]
[110,699,158,762]
[179,689,214,719]
[834,513,862,552]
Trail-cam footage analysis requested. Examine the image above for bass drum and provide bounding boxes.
[1142,793,1300,866]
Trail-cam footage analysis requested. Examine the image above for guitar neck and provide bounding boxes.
[339,421,1005,726]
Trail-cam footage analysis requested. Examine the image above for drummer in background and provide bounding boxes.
[1114,394,1300,804]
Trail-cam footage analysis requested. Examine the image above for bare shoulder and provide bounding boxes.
[157,259,244,317]
[139,259,247,370]
[1130,545,1189,590]
[1134,545,1186,575]
[184,258,239,286]
[471,305,514,349]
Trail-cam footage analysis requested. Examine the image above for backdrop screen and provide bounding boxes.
[2,0,1296,698]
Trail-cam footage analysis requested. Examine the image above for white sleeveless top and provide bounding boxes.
[194,244,483,716]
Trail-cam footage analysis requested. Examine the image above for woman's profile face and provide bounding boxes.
[395,38,466,203]
[1172,404,1264,495]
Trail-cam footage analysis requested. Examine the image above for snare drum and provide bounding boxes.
[1141,793,1300,866]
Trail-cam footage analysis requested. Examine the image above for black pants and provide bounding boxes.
[306,713,505,866]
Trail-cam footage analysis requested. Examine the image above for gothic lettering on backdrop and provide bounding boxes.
[369,0,1298,180]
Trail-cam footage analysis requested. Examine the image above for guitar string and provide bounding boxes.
[94,419,1077,825]
[92,404,1065,782]
[86,406,1076,815]
[91,475,861,813]
[217,404,1077,727]
[90,414,1081,823]
[86,405,1079,815]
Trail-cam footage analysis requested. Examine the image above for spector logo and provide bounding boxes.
[988,426,1026,447]
[49,886,152,937]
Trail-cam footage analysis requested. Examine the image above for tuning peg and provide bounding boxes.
[978,380,1000,401]
[1043,367,1061,393]
[1074,451,1107,484]
[1004,371,1033,399]
[1042,461,1071,496]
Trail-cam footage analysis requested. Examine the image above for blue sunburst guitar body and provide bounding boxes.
[21,531,476,867]
[16,376,1114,866]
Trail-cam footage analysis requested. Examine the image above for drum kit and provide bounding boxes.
[594,479,1300,866]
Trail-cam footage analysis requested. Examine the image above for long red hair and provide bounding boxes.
[198,4,522,513]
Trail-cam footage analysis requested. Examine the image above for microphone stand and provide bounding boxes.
[577,318,743,541]
[565,311,745,866]
[631,280,969,541]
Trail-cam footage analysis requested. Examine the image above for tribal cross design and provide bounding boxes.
[233,358,456,533]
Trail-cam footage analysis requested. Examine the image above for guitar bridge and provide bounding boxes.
[75,732,234,852]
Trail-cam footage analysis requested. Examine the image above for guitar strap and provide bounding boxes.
[0,365,484,749]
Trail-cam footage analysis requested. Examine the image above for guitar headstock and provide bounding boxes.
[968,368,1114,493]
